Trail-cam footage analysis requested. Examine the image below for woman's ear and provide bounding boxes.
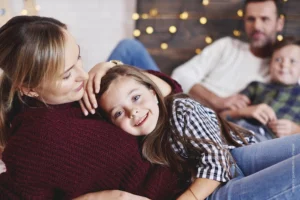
[19,87,39,98]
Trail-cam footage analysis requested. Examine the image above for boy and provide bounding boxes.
[221,38,300,141]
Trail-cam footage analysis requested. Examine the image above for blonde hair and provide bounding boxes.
[0,16,67,147]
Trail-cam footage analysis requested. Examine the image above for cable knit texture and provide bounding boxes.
[0,72,184,199]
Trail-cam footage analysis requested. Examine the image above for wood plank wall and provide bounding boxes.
[135,0,300,75]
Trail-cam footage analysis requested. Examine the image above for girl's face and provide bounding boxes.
[270,44,300,85]
[35,30,89,104]
[99,76,160,136]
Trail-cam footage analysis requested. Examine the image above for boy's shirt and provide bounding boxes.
[240,81,300,123]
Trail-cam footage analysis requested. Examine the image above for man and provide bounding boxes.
[171,0,284,112]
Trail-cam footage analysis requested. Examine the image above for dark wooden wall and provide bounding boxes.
[135,0,300,75]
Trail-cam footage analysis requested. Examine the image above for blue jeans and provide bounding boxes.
[107,39,159,71]
[208,134,300,200]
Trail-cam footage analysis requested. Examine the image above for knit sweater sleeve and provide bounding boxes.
[0,107,182,199]
[147,70,183,94]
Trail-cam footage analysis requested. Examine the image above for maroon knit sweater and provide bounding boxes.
[0,72,185,200]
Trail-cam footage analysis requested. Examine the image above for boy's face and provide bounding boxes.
[270,44,300,85]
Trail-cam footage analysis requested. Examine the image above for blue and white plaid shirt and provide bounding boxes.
[169,98,255,182]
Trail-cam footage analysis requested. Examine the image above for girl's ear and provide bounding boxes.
[19,87,39,98]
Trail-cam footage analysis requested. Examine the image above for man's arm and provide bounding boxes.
[189,84,250,112]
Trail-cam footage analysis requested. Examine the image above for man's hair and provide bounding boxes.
[244,0,282,17]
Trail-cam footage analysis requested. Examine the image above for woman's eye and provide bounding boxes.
[78,55,82,60]
[63,73,71,80]
[114,111,123,119]
[133,95,141,102]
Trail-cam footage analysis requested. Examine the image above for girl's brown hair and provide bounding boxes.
[98,65,252,178]
[0,16,67,147]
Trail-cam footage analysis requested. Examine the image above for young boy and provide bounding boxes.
[221,38,300,141]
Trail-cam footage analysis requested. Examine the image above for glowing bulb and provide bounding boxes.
[169,26,177,34]
[146,26,154,34]
[35,5,41,11]
[141,13,149,19]
[150,8,158,17]
[280,14,285,19]
[199,17,207,24]
[233,30,241,37]
[277,35,283,41]
[132,13,139,20]
[195,48,202,54]
[205,36,213,44]
[203,0,209,6]
[180,12,189,20]
[237,9,243,17]
[133,29,141,37]
[283,0,288,2]
[21,9,28,15]
[161,43,168,50]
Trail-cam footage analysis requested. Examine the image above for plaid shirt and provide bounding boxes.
[169,98,255,182]
[240,81,300,123]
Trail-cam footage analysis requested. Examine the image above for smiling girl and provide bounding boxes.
[97,64,300,200]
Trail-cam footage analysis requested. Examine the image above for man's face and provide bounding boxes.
[244,1,284,48]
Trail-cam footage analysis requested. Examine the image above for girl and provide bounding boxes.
[97,64,300,200]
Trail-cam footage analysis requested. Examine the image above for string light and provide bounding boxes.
[205,36,213,44]
[180,12,189,20]
[150,8,158,17]
[161,43,168,50]
[202,0,210,6]
[237,9,243,17]
[283,0,288,2]
[35,5,41,11]
[146,26,154,34]
[195,48,202,54]
[133,29,141,37]
[21,9,28,15]
[280,14,285,19]
[233,30,241,37]
[132,13,139,20]
[199,17,207,25]
[141,13,149,19]
[277,34,283,41]
[169,26,177,34]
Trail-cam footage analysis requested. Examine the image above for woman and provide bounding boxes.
[0,16,185,199]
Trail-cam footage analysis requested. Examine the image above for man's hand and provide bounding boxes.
[238,103,277,125]
[79,62,116,116]
[268,119,300,137]
[216,94,250,112]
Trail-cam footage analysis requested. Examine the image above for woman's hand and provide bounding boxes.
[73,190,150,200]
[79,62,116,116]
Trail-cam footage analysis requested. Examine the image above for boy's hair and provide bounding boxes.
[243,0,282,17]
[98,65,252,178]
[272,37,300,53]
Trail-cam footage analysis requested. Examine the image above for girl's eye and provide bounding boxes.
[63,73,71,80]
[114,111,123,119]
[133,95,141,102]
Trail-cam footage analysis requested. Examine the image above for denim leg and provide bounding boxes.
[209,154,300,200]
[231,134,300,176]
[107,39,160,71]
[207,134,300,200]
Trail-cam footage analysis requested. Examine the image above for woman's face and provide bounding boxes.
[99,76,160,136]
[35,30,88,105]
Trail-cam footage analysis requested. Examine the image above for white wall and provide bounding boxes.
[10,0,137,71]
